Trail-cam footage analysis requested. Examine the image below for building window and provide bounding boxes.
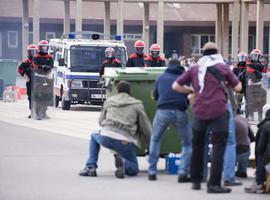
[123,34,142,41]
[8,31,18,48]
[0,32,2,57]
[263,35,269,56]
[29,32,33,44]
[248,35,255,54]
[191,34,215,55]
[45,32,56,41]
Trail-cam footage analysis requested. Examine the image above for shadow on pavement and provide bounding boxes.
[70,106,102,112]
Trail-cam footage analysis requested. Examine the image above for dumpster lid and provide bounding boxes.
[116,68,148,74]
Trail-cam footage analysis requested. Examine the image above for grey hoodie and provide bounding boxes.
[99,92,152,148]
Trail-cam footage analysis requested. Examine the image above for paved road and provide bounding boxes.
[0,99,269,199]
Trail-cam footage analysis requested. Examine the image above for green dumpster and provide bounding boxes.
[103,67,181,156]
[0,59,18,86]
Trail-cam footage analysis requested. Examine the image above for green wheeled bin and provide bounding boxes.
[103,67,181,156]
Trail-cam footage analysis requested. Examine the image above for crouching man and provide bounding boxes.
[79,81,152,178]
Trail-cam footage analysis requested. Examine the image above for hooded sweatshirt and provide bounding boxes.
[154,59,188,111]
[99,92,152,148]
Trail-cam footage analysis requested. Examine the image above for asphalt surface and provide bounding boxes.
[0,99,269,200]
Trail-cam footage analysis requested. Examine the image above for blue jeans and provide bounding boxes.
[203,104,235,182]
[256,155,266,185]
[86,131,139,176]
[148,109,192,175]
[236,150,250,174]
[223,103,236,182]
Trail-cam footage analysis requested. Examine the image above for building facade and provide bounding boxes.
[0,0,270,61]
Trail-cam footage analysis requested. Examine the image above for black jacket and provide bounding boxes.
[257,117,270,165]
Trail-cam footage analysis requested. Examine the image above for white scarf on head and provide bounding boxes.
[197,54,225,94]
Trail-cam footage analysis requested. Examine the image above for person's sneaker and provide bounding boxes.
[148,174,157,181]
[244,183,265,193]
[79,167,97,177]
[192,182,201,190]
[224,180,242,186]
[178,174,191,183]
[27,114,31,119]
[114,154,125,179]
[207,185,231,193]
[235,171,247,178]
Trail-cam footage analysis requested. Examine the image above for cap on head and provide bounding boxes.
[117,80,131,95]
[202,42,218,56]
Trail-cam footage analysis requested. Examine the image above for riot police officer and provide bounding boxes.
[99,47,122,77]
[126,40,148,67]
[18,44,38,118]
[245,49,267,121]
[32,40,54,120]
[144,44,166,67]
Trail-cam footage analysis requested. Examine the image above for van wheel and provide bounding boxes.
[54,95,60,107]
[62,96,71,110]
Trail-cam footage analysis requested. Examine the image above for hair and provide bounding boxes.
[168,58,181,65]
[203,48,218,56]
[117,80,131,95]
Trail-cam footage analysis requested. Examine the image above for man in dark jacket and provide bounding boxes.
[148,58,192,182]
[79,81,151,179]
[245,110,270,193]
[234,111,255,178]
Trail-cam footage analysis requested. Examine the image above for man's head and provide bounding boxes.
[117,81,131,95]
[202,42,218,56]
[134,40,145,55]
[150,43,161,59]
[105,47,115,59]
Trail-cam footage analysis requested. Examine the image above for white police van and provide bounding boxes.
[49,32,127,110]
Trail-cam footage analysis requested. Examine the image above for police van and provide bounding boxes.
[49,32,127,110]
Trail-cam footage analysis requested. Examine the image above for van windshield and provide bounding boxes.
[70,46,126,72]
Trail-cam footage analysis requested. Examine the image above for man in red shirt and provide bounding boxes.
[173,42,241,193]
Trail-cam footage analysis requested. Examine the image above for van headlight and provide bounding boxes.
[71,80,83,88]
